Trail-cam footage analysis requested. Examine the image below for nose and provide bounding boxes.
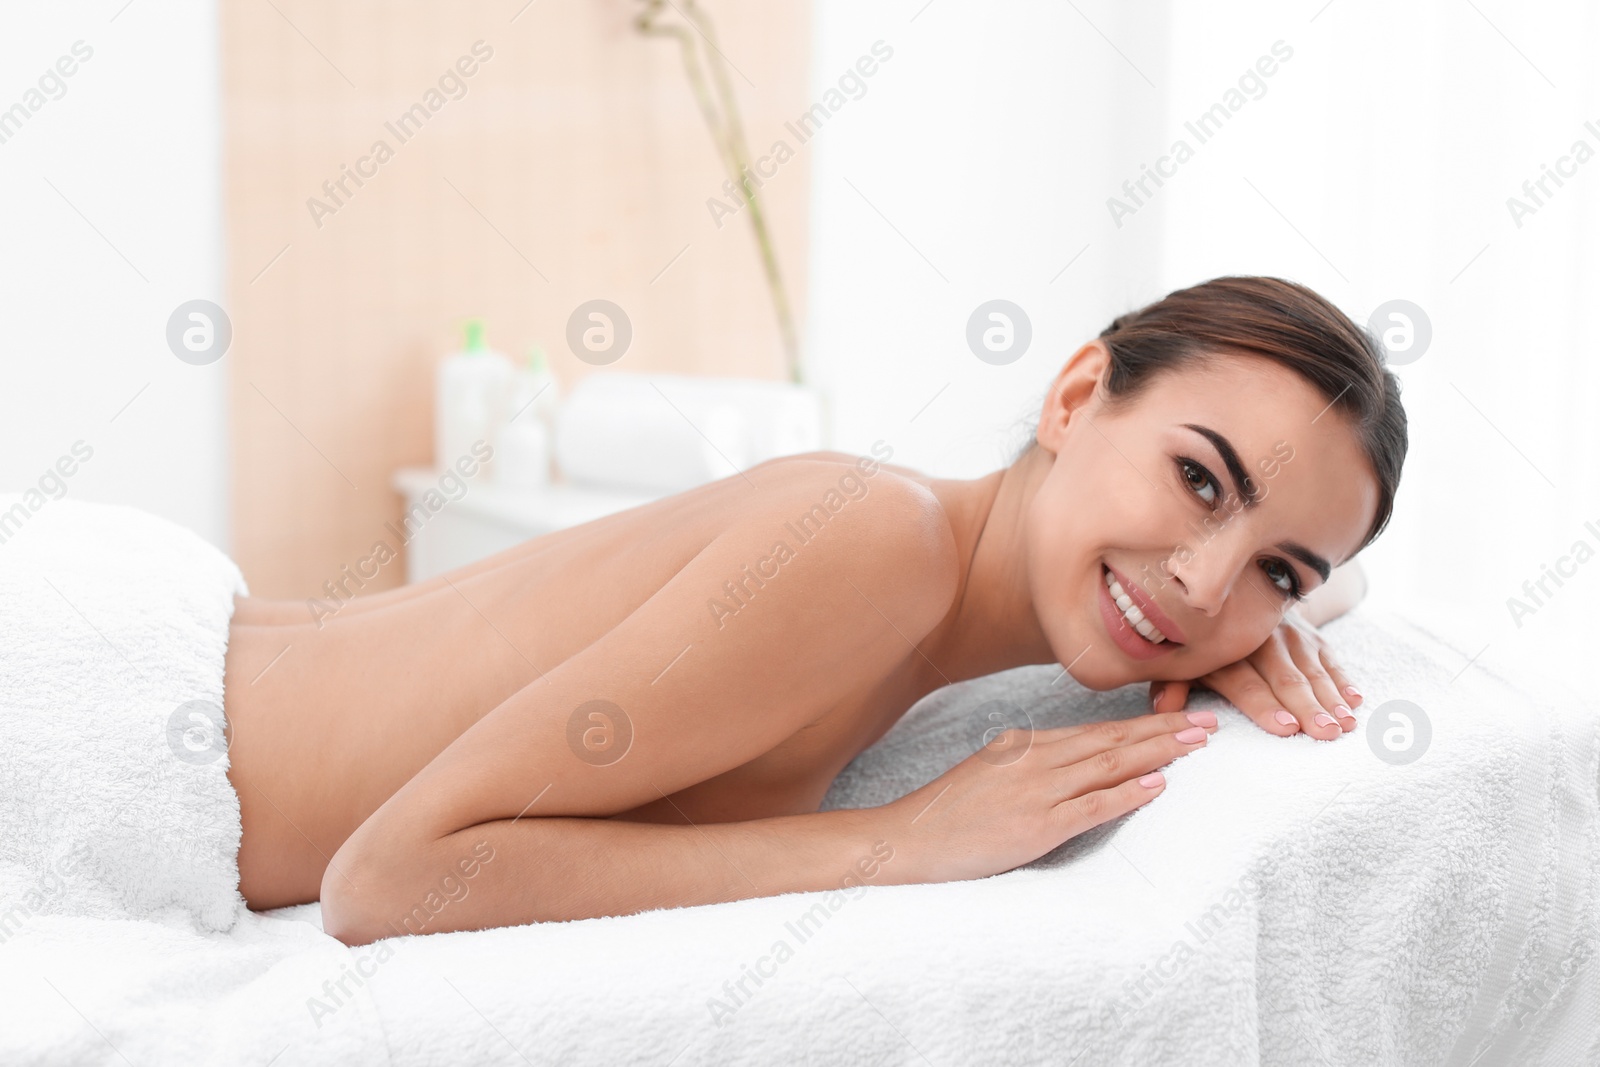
[1165,541,1250,617]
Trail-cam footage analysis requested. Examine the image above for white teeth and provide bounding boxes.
[1103,567,1168,644]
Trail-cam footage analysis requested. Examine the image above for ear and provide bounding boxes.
[1035,340,1111,453]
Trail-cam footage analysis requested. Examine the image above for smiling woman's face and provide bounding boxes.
[1025,342,1380,690]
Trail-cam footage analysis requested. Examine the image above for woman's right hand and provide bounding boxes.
[883,710,1215,885]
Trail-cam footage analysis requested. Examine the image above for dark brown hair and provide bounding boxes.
[1019,275,1407,551]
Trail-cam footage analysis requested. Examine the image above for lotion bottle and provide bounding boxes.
[435,318,512,475]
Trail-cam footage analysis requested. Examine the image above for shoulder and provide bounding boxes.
[738,453,960,621]
[752,452,951,536]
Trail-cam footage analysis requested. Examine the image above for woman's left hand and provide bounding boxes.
[1148,611,1364,740]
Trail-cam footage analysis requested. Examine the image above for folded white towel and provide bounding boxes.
[0,495,248,935]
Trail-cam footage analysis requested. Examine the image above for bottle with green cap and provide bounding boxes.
[520,345,561,426]
[494,343,561,488]
[435,317,513,474]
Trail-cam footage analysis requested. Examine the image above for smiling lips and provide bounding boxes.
[1098,563,1186,657]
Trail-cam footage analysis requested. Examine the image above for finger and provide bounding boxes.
[1319,650,1362,712]
[1284,630,1355,732]
[1257,639,1341,740]
[1205,660,1304,737]
[1151,679,1192,713]
[1052,722,1209,795]
[1037,710,1218,759]
[1050,770,1170,840]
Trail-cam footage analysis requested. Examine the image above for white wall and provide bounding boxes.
[0,1,228,550]
[806,0,1600,686]
[804,0,1169,477]
[1151,0,1600,685]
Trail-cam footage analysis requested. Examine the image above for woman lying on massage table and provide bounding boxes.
[222,275,1407,945]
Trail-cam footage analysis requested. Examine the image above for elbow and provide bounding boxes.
[321,898,388,949]
[318,830,423,947]
[320,823,512,944]
[320,855,398,948]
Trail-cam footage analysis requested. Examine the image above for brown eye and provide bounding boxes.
[1259,558,1298,596]
[1179,458,1218,505]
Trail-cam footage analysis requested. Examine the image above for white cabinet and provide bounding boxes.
[390,468,663,584]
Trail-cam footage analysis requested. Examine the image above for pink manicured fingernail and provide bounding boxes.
[1139,772,1164,787]
[1185,711,1217,729]
[1314,712,1337,727]
[1175,726,1207,744]
[1334,703,1354,721]
[1343,686,1361,703]
[1273,710,1297,727]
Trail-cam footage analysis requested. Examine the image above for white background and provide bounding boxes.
[0,1,228,547]
[2,0,1595,688]
[805,0,1600,688]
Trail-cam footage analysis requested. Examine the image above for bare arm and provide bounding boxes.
[359,705,1216,938]
[370,807,907,937]
[1295,558,1367,628]
[320,474,960,944]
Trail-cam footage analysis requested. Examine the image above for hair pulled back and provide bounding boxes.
[1023,276,1407,551]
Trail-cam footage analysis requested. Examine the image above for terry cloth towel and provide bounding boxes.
[813,609,1600,1066]
[300,608,1595,1066]
[0,495,248,935]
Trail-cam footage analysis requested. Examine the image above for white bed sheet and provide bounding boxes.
[2,610,1596,1066]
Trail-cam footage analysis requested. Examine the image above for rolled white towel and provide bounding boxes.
[0,495,248,935]
[554,372,824,493]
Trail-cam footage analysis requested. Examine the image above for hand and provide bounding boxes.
[886,710,1216,885]
[1149,611,1363,740]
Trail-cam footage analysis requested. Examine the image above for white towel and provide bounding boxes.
[0,495,248,934]
[349,610,1599,1066]
[812,609,1600,1065]
[1,497,1595,1065]
[0,907,390,1067]
[553,373,824,493]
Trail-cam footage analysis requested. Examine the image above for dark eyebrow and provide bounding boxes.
[1181,423,1335,584]
[1278,541,1332,584]
[1181,424,1259,508]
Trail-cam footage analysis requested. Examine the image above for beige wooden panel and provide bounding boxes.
[224,0,811,597]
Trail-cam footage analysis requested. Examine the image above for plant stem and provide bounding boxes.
[635,0,802,385]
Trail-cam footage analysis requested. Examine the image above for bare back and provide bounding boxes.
[225,452,964,908]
